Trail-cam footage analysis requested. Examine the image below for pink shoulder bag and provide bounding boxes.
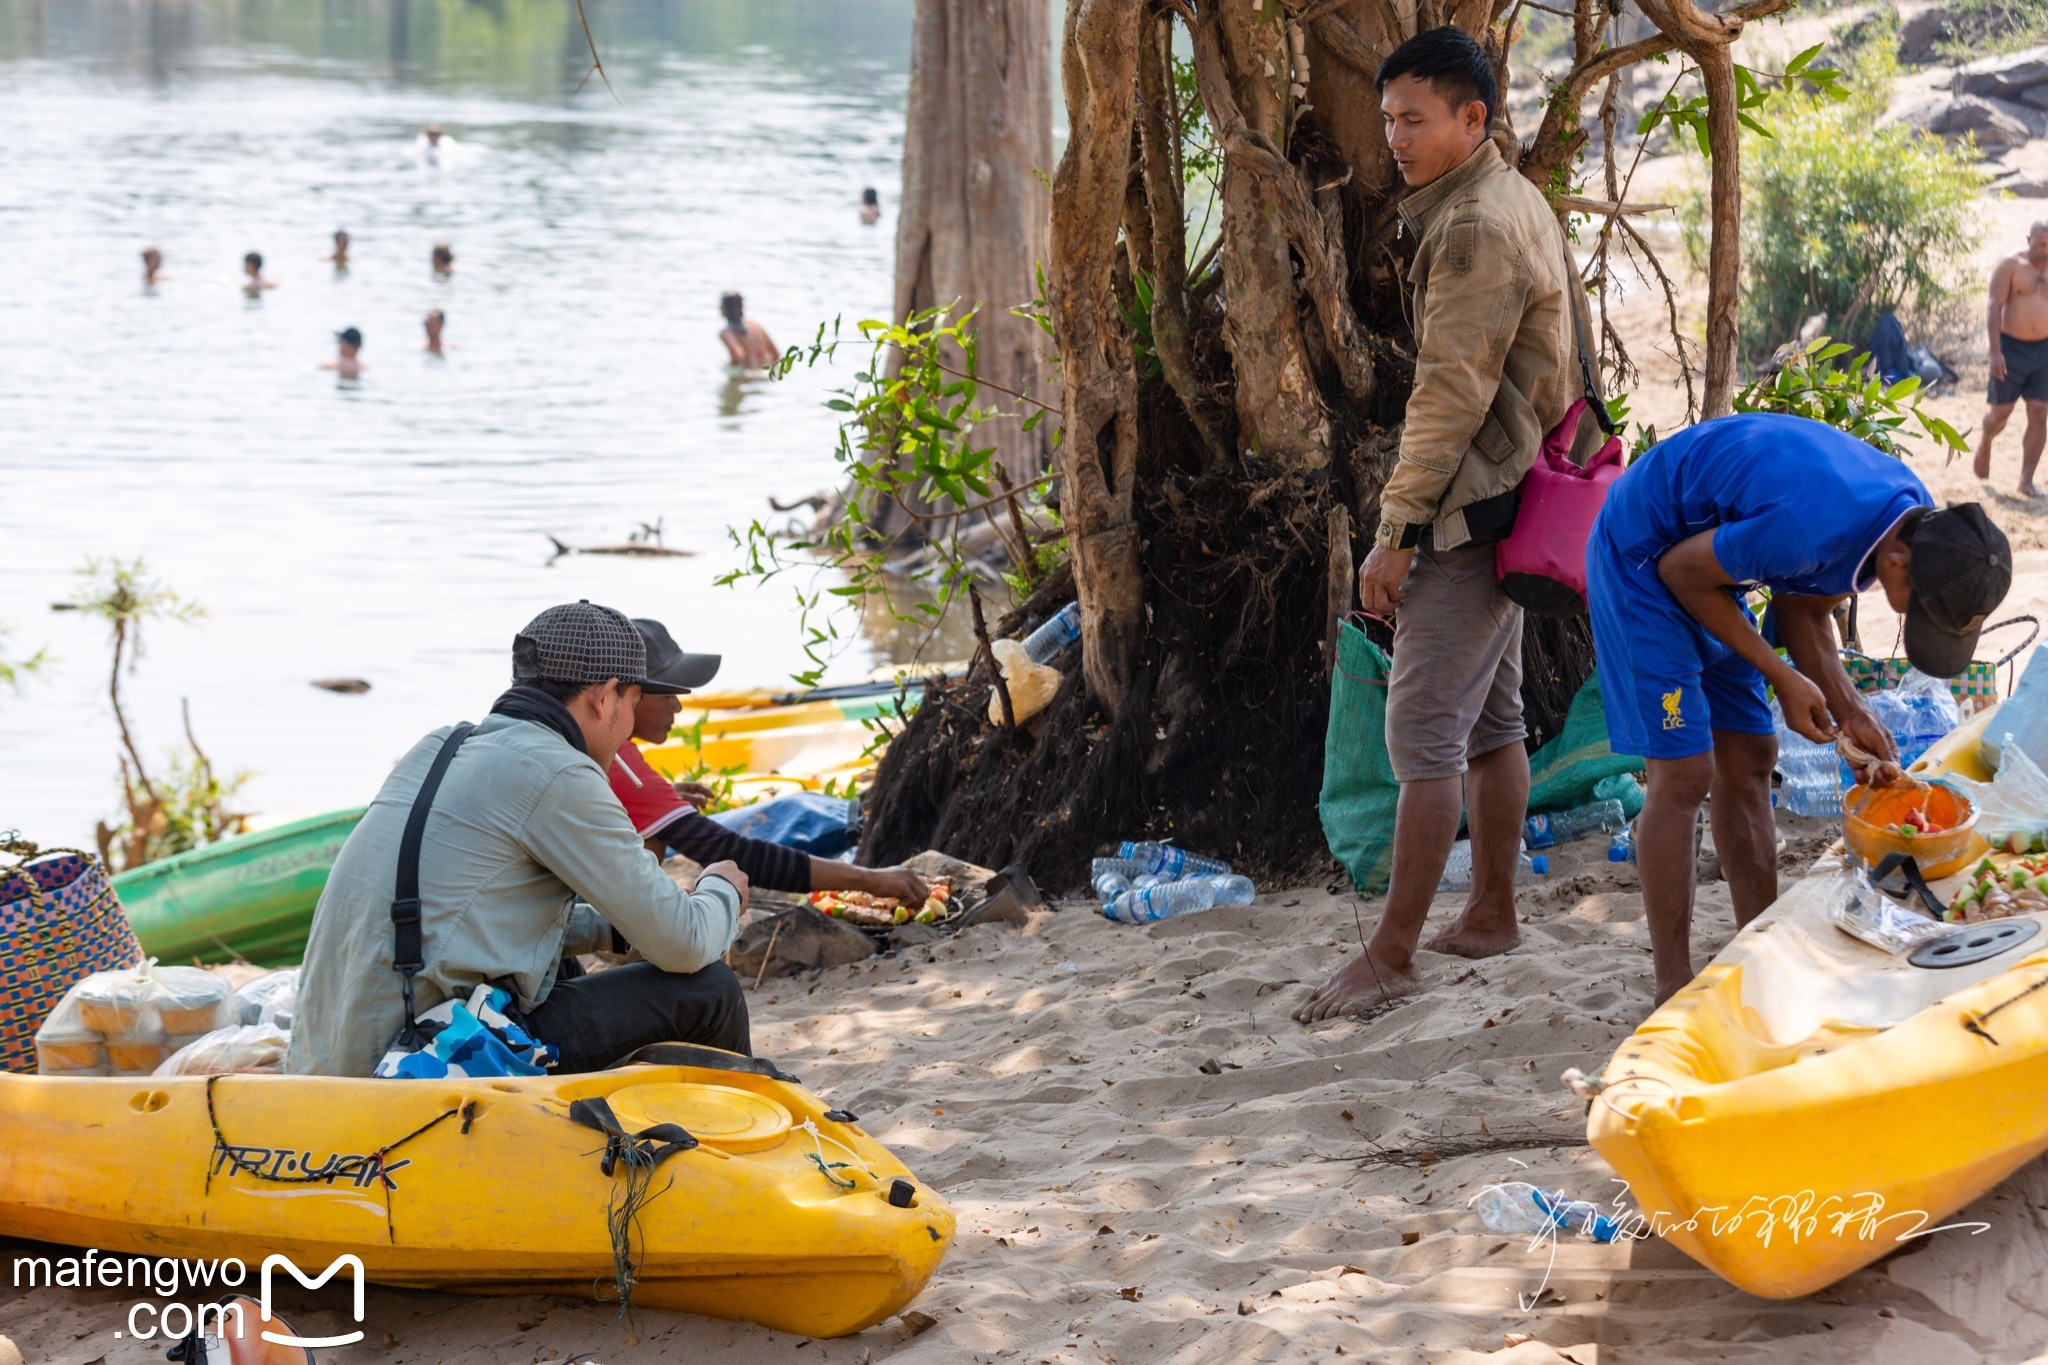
[1493,232,1624,617]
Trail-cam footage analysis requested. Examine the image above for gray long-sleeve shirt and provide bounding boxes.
[287,714,742,1077]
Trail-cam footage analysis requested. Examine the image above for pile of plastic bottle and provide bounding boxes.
[1771,670,1962,819]
[1091,842,1255,924]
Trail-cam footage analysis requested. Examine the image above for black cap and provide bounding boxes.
[512,600,688,694]
[1904,503,2012,678]
[336,327,363,348]
[632,619,721,694]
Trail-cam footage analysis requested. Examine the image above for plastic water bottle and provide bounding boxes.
[1118,841,1232,879]
[1524,798,1628,849]
[1608,824,1635,864]
[1774,702,1844,817]
[1437,840,1546,892]
[1022,602,1083,665]
[1858,674,1960,778]
[1105,873,1256,924]
[1093,870,1132,903]
[1473,1183,1618,1243]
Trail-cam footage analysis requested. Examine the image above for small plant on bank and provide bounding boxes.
[1732,336,1968,457]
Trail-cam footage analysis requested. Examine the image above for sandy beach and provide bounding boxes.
[12,805,2048,1364]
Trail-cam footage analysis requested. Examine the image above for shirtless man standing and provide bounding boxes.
[1974,223,2048,499]
[719,292,780,369]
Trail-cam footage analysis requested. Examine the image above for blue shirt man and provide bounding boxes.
[1587,414,2011,1004]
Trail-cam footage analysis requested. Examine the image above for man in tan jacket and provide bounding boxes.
[1299,26,1578,1022]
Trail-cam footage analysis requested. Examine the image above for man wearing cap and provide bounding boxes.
[289,601,752,1077]
[611,620,931,902]
[322,327,366,379]
[1586,413,2013,1003]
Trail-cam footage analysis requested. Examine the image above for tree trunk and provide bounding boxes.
[882,0,1058,538]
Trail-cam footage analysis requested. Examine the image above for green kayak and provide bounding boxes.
[111,808,365,966]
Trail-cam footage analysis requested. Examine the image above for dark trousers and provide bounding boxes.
[525,960,751,1073]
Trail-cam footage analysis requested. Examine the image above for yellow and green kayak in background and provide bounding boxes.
[113,807,366,966]
[637,683,920,804]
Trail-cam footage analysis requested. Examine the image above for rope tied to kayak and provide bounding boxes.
[1960,965,2048,1046]
[201,1076,474,1244]
[568,1096,696,1321]
[795,1117,876,1191]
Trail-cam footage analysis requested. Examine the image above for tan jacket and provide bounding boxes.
[1376,140,1580,552]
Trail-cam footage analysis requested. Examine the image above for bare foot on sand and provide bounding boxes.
[1422,916,1521,959]
[1293,947,1427,1024]
[2022,482,2046,500]
[1975,447,1993,480]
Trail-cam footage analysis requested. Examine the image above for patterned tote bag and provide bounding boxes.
[0,840,145,1073]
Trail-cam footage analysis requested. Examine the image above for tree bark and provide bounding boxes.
[885,0,1058,537]
[1049,0,1147,715]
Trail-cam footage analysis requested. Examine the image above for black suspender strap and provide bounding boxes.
[392,722,474,1038]
[1558,228,1617,437]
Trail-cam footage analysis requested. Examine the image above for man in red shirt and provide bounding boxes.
[610,620,929,904]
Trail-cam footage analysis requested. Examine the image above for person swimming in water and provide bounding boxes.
[327,230,351,270]
[242,251,276,295]
[432,242,455,277]
[141,246,164,287]
[860,187,881,225]
[417,123,454,167]
[322,327,368,379]
[719,292,780,369]
[423,309,446,355]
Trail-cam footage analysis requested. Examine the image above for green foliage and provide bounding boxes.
[720,303,1059,687]
[1930,0,2048,61]
[663,715,748,814]
[1732,337,1968,457]
[129,746,252,867]
[0,625,46,695]
[1638,44,1847,155]
[1730,44,1982,359]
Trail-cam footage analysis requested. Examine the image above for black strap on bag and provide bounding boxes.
[1558,228,1617,437]
[391,722,475,1046]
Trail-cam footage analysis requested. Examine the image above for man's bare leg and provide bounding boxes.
[2022,399,2047,497]
[1708,730,1778,928]
[1425,737,1529,957]
[1975,402,2013,480]
[1641,750,1716,1004]
[1293,772,1461,1023]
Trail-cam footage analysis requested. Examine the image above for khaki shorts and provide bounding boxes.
[1384,542,1526,783]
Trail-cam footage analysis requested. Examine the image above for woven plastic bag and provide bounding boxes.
[1526,668,1646,815]
[0,844,144,1074]
[1321,619,1401,894]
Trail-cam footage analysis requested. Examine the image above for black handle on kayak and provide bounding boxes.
[1870,852,1947,920]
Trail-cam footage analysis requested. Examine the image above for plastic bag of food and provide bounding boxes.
[33,960,237,1077]
[1945,741,2048,853]
[234,968,298,1029]
[1827,867,1952,954]
[155,1023,291,1078]
[987,639,1062,726]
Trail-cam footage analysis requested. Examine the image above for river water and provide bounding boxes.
[0,0,954,844]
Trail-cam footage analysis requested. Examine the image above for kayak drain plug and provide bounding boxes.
[888,1179,915,1208]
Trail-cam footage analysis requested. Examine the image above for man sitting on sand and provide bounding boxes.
[1588,413,2011,1004]
[242,251,275,294]
[432,242,455,276]
[424,309,446,355]
[322,327,368,378]
[327,229,350,270]
[1972,223,2048,499]
[290,601,752,1077]
[141,246,164,287]
[1297,27,1578,1023]
[720,292,780,369]
[610,619,929,905]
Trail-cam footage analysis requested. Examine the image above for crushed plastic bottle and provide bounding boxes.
[1524,798,1628,849]
[1104,874,1256,924]
[1022,602,1083,665]
[1117,841,1232,879]
[1472,1182,1619,1243]
[1437,840,1546,892]
[1608,824,1635,864]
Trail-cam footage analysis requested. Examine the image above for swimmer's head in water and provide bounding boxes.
[336,326,363,352]
[432,242,454,270]
[244,251,263,272]
[334,229,350,248]
[424,123,444,143]
[142,246,161,270]
[721,292,745,328]
[862,187,879,206]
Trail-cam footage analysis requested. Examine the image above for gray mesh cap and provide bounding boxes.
[511,600,688,694]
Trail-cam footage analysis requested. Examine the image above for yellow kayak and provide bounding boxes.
[1589,712,2048,1297]
[641,699,897,802]
[0,1048,953,1337]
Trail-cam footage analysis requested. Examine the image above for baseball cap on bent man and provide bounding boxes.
[1903,503,2013,679]
[632,619,721,694]
[512,600,690,694]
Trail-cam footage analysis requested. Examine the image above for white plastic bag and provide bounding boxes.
[987,638,1062,725]
[233,968,298,1029]
[1827,868,1952,954]
[1987,645,2048,772]
[1945,741,2048,853]
[155,1023,291,1077]
[34,960,236,1077]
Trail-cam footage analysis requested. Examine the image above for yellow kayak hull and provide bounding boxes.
[1589,856,2048,1298]
[0,1055,953,1337]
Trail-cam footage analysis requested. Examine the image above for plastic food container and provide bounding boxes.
[1844,781,1981,881]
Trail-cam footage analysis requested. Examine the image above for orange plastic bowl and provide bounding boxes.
[1843,781,1979,882]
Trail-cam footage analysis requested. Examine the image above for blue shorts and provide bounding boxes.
[1586,529,1775,760]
